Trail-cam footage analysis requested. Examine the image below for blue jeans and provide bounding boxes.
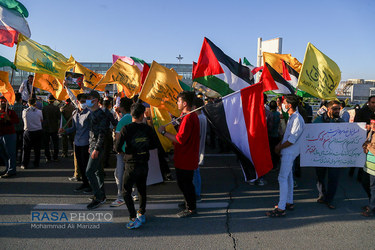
[86,149,105,200]
[0,134,17,174]
[277,154,297,210]
[193,168,201,197]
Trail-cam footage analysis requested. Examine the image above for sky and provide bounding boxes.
[0,0,374,81]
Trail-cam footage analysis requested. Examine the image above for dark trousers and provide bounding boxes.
[16,130,24,162]
[316,167,341,203]
[22,130,43,168]
[101,132,113,169]
[268,136,280,169]
[176,168,196,210]
[44,131,59,160]
[75,145,90,187]
[156,141,170,176]
[86,149,105,200]
[361,170,371,198]
[123,162,148,219]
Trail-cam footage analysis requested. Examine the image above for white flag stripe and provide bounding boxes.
[216,62,251,92]
[0,6,30,37]
[222,91,254,166]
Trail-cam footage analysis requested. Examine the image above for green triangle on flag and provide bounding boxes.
[0,55,17,70]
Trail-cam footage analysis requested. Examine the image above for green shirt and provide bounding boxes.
[115,113,132,152]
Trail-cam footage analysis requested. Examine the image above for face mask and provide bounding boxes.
[86,100,94,108]
[80,103,87,110]
[282,103,289,113]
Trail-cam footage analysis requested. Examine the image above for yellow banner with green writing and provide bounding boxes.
[14,34,75,79]
[0,71,15,104]
[98,59,141,98]
[263,52,302,75]
[150,106,177,153]
[297,43,341,100]
[74,62,106,91]
[139,61,182,117]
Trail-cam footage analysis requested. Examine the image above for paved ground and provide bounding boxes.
[0,149,373,249]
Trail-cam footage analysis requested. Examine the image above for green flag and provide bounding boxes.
[0,0,29,17]
[0,56,17,70]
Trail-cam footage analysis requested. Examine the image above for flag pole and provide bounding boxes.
[10,68,14,86]
[163,105,205,126]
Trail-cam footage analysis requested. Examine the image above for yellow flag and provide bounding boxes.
[139,61,182,117]
[73,62,106,91]
[0,71,15,104]
[33,73,65,100]
[98,59,141,98]
[14,34,75,79]
[150,106,177,153]
[297,43,341,100]
[263,52,302,75]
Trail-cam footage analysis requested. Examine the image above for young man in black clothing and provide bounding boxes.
[115,103,157,229]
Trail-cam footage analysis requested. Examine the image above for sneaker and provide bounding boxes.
[137,211,146,224]
[0,172,17,178]
[177,209,197,218]
[110,199,125,207]
[257,179,266,186]
[88,196,95,201]
[247,180,257,185]
[68,176,81,182]
[196,196,202,203]
[293,180,298,188]
[126,218,142,229]
[100,197,107,204]
[87,199,102,210]
[74,184,87,192]
[164,173,173,181]
[132,194,139,201]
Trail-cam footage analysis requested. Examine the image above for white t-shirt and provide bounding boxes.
[23,106,43,131]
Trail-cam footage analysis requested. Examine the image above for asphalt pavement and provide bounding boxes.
[0,148,373,249]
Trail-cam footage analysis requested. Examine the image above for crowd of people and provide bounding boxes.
[1,75,375,229]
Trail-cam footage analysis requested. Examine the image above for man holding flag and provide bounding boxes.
[158,91,200,218]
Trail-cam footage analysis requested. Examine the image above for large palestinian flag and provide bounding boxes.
[203,83,273,181]
[193,37,254,96]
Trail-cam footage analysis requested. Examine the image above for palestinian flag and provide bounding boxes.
[243,57,263,75]
[193,37,254,96]
[282,60,313,98]
[264,62,294,94]
[203,83,273,181]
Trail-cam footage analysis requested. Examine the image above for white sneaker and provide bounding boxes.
[110,199,125,207]
[257,179,266,186]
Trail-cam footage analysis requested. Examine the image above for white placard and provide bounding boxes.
[146,149,163,185]
[300,122,367,167]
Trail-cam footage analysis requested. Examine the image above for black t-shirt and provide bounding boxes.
[116,122,157,163]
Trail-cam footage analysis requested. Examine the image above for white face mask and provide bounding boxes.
[282,103,289,113]
[80,103,87,110]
